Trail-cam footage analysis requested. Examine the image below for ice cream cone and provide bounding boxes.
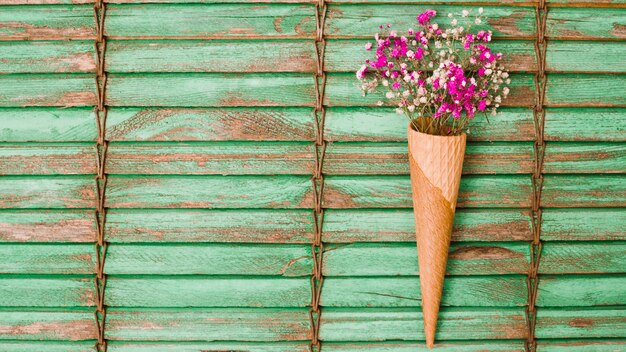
[407,123,466,349]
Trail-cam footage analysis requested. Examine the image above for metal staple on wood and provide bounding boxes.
[93,0,109,350]
[310,1,327,351]
[526,1,547,351]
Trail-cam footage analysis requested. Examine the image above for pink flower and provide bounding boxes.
[477,67,485,76]
[365,42,373,50]
[356,65,368,79]
[478,100,487,111]
[417,9,437,25]
[392,81,401,90]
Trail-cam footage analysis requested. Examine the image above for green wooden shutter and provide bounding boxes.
[0,0,624,351]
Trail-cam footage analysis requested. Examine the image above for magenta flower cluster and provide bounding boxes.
[357,8,511,135]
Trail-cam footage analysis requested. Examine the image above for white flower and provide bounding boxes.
[462,10,469,17]
[386,91,395,99]
[503,87,510,96]
[419,96,428,104]
[382,80,389,86]
[495,95,502,103]
[440,50,446,57]
[506,79,511,84]
[408,105,415,112]
[485,69,493,75]
[478,7,484,14]
[417,87,425,95]
[404,75,411,82]
[432,23,439,30]
[406,50,414,58]
[403,90,411,97]
[428,62,434,68]
[390,31,397,37]
[412,40,417,45]
[451,19,458,26]
[448,13,453,18]
[376,101,384,106]
[502,72,509,78]
[475,18,481,25]
[491,108,497,116]
[395,108,404,114]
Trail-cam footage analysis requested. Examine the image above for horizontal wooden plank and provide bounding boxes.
[326,39,536,72]
[546,7,626,40]
[0,74,96,107]
[537,275,626,307]
[106,74,315,107]
[536,340,626,352]
[547,41,626,73]
[324,209,532,242]
[544,108,626,142]
[323,175,532,208]
[545,75,626,107]
[0,176,94,209]
[105,308,311,341]
[326,73,536,107]
[105,176,313,208]
[105,4,316,38]
[543,143,626,174]
[0,309,96,340]
[106,142,314,175]
[324,142,534,175]
[0,41,95,73]
[324,5,536,38]
[319,308,527,341]
[0,341,94,352]
[105,40,316,73]
[0,244,95,274]
[541,209,626,241]
[0,108,97,142]
[541,175,626,207]
[0,210,95,242]
[0,5,95,40]
[0,278,94,307]
[536,308,626,339]
[0,143,95,175]
[106,209,313,243]
[540,242,626,274]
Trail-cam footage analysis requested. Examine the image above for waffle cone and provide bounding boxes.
[408,124,466,349]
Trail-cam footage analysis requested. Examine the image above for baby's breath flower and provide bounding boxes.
[462,10,469,17]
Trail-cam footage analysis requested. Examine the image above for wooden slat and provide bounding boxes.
[546,7,626,40]
[0,244,94,274]
[105,40,316,73]
[326,39,537,72]
[109,342,310,352]
[324,107,535,142]
[540,243,626,274]
[0,5,95,40]
[0,278,94,307]
[0,309,96,340]
[536,308,626,339]
[325,73,536,107]
[0,143,95,175]
[0,176,94,209]
[324,209,532,242]
[104,4,316,38]
[536,340,626,352]
[543,143,626,174]
[106,209,313,243]
[323,242,530,276]
[0,108,96,142]
[0,341,95,352]
[106,74,315,107]
[547,41,626,73]
[106,142,315,175]
[324,142,534,175]
[0,75,95,107]
[542,175,626,207]
[105,308,311,341]
[319,308,527,341]
[0,41,95,73]
[545,75,626,107]
[104,176,313,208]
[537,275,626,307]
[544,108,626,142]
[323,175,532,208]
[0,210,95,242]
[324,5,536,38]
[541,209,626,241]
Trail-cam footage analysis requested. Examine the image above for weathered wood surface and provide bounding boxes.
[546,41,626,73]
[0,176,94,209]
[0,341,95,352]
[540,243,626,273]
[0,210,96,242]
[0,309,97,340]
[542,175,626,207]
[541,209,626,241]
[544,108,626,142]
[535,308,626,339]
[0,143,95,175]
[0,108,97,142]
[0,41,96,74]
[0,74,96,107]
[0,5,95,40]
[546,7,626,39]
[543,143,626,174]
[537,275,626,306]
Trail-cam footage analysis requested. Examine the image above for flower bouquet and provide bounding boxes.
[356,9,510,348]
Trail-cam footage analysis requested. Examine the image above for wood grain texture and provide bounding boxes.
[544,108,626,142]
[0,278,94,307]
[324,142,534,175]
[0,74,96,107]
[323,175,532,208]
[545,75,626,107]
[104,4,316,38]
[0,5,95,40]
[546,41,626,73]
[324,209,532,242]
[0,210,95,242]
[536,308,626,339]
[0,244,94,274]
[106,74,315,107]
[324,5,536,38]
[537,275,626,307]
[0,176,94,209]
[0,309,96,340]
[0,341,94,352]
[541,209,626,241]
[536,340,626,352]
[325,107,534,142]
[0,41,95,74]
[546,7,626,39]
[0,108,97,142]
[540,243,626,274]
[543,143,626,174]
[541,175,626,207]
[0,143,95,175]
[105,40,316,73]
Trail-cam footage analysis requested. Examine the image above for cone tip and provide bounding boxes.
[426,340,434,349]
